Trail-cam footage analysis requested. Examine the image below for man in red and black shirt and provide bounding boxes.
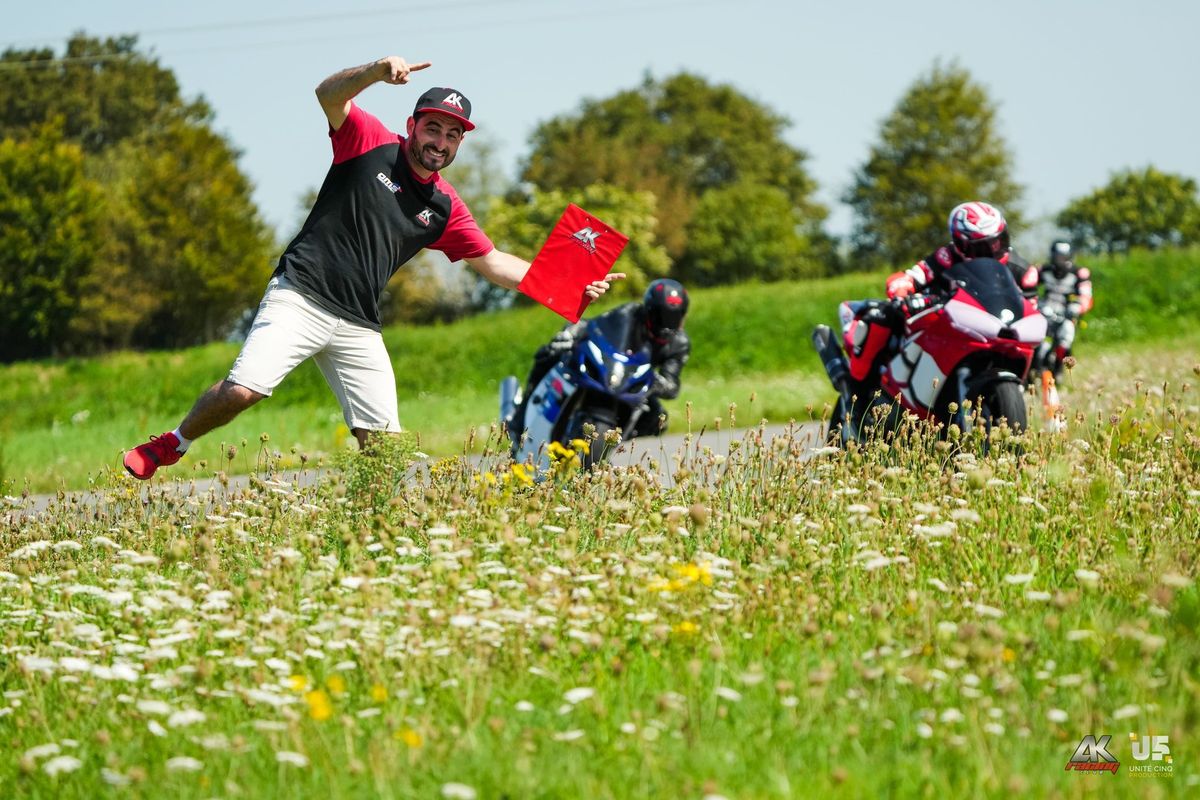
[123,55,623,480]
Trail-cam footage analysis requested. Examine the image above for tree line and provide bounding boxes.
[2,37,1199,360]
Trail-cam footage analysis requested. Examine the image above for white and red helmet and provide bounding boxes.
[948,201,1009,259]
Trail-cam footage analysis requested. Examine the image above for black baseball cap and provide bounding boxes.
[412,87,475,131]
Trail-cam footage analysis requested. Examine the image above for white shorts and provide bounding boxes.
[227,276,400,432]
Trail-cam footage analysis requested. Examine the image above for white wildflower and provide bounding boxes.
[916,723,933,739]
[1024,590,1053,602]
[441,783,477,800]
[165,756,203,772]
[101,768,131,786]
[1112,704,1141,720]
[1003,573,1034,585]
[973,603,1004,619]
[1074,569,1101,586]
[43,755,82,776]
[136,700,172,716]
[553,729,585,741]
[24,743,61,760]
[167,709,206,728]
[563,687,594,705]
[515,701,534,712]
[276,751,309,767]
[148,720,167,737]
[715,686,742,702]
[940,708,965,724]
[1047,708,1068,724]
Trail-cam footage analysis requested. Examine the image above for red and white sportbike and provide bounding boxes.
[812,257,1046,444]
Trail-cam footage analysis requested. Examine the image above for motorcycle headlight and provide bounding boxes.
[608,362,625,389]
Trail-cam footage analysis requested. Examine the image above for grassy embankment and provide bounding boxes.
[1,248,1197,493]
[0,333,1197,798]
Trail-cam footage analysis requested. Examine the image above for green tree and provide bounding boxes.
[104,119,276,348]
[0,124,107,360]
[682,181,827,285]
[0,34,206,151]
[0,33,274,353]
[480,184,670,309]
[1057,167,1200,253]
[845,62,1023,269]
[520,72,828,274]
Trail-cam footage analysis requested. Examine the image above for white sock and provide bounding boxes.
[171,428,192,453]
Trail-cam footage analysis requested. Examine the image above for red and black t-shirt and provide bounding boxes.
[274,103,493,330]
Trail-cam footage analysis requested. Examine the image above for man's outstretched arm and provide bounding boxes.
[464,248,625,299]
[315,56,431,130]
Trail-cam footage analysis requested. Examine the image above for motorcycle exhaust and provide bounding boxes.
[812,325,852,397]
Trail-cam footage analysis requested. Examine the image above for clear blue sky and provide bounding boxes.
[6,0,1198,251]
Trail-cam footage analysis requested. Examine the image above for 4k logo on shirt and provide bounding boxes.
[442,93,465,110]
[415,209,434,226]
[572,227,601,253]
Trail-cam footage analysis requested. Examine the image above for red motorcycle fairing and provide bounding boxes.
[878,283,1044,418]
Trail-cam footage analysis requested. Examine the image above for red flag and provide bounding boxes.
[518,203,629,323]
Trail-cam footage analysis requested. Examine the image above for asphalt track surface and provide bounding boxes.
[9,422,825,519]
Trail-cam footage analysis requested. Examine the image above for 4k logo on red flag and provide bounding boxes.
[518,203,629,323]
[571,227,601,253]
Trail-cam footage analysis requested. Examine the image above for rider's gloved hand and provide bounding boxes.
[1066,302,1082,320]
[546,329,576,356]
[886,271,916,299]
[903,293,932,315]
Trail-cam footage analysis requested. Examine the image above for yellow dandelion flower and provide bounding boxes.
[395,727,423,748]
[325,674,347,695]
[510,463,534,487]
[569,438,590,454]
[371,684,388,703]
[1002,647,1016,663]
[305,689,333,721]
[673,621,698,635]
[547,440,579,463]
[288,675,308,693]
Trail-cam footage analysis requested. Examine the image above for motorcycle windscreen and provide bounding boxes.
[588,312,637,353]
[943,258,1025,321]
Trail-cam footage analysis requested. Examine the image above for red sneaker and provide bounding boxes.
[123,432,185,480]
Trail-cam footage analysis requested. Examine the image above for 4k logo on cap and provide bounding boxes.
[571,227,601,253]
[1065,735,1119,774]
[442,92,465,110]
[416,209,433,226]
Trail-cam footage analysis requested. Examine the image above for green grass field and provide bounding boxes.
[1,247,1197,493]
[1,338,1196,798]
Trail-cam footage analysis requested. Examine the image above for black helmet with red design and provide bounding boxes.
[643,278,689,340]
[948,201,1010,260]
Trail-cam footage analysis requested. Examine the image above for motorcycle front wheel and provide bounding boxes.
[978,381,1028,435]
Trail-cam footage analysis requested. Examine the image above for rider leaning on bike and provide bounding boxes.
[844,201,1015,381]
[509,278,692,441]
